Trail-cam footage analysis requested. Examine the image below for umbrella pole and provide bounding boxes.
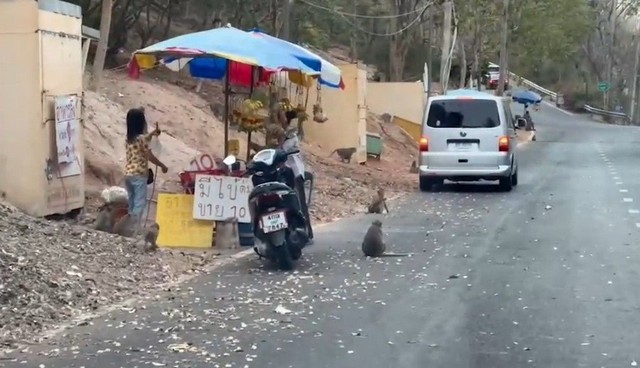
[247,66,256,161]
[224,61,231,157]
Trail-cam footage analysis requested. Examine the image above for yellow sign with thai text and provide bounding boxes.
[156,193,213,248]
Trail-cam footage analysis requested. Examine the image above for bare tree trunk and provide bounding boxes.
[90,0,113,91]
[630,30,640,122]
[605,0,617,109]
[459,40,467,88]
[496,0,509,96]
[440,1,452,93]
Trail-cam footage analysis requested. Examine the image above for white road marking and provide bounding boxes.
[614,176,620,180]
[623,198,634,202]
[636,223,640,228]
[629,209,639,214]
[617,182,624,185]
[620,189,629,193]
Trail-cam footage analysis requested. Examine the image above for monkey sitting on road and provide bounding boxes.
[143,222,160,252]
[367,188,390,214]
[329,147,357,163]
[361,220,408,257]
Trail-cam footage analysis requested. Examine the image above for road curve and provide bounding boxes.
[3,103,640,368]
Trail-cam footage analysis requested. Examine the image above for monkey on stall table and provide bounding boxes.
[367,188,389,214]
[361,220,408,257]
[329,147,357,163]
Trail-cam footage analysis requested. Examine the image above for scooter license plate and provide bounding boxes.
[261,211,288,233]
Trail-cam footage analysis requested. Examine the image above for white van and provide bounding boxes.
[418,92,520,191]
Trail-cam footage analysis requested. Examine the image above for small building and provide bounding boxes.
[0,0,99,216]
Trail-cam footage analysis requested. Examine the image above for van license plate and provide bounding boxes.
[261,211,288,233]
[453,142,472,150]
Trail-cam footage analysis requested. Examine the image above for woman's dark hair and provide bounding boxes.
[285,110,297,124]
[126,108,147,143]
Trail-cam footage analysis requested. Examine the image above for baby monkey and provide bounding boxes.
[143,222,160,252]
[367,188,389,214]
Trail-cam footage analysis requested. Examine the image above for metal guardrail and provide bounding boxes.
[583,104,630,121]
[507,70,631,122]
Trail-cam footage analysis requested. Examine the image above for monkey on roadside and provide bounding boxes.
[367,188,389,214]
[112,214,137,238]
[143,222,160,251]
[361,220,408,257]
[329,147,357,163]
[409,160,419,174]
[94,203,115,233]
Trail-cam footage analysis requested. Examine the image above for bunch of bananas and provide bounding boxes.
[279,98,294,112]
[240,99,264,115]
[238,99,266,133]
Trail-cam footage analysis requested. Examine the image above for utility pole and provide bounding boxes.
[440,1,453,94]
[496,0,509,96]
[283,0,293,41]
[630,20,640,123]
[605,0,617,109]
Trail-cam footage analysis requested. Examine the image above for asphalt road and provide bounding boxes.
[3,102,640,367]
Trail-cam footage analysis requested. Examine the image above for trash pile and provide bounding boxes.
[0,200,216,346]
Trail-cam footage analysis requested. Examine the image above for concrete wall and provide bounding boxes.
[0,0,85,216]
[367,82,424,124]
[304,63,367,163]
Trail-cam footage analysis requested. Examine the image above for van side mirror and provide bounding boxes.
[516,118,526,128]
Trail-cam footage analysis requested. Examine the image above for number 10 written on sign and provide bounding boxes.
[192,174,253,223]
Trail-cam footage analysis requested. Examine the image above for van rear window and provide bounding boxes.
[426,99,500,128]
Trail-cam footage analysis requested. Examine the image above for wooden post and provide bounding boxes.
[81,38,91,74]
[90,0,113,91]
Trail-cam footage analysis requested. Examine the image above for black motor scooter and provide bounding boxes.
[224,148,312,270]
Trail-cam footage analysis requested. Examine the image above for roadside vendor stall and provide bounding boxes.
[126,25,344,249]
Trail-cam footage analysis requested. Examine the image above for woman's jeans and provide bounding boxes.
[124,175,148,230]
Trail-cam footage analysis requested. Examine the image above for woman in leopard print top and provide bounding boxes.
[124,108,168,228]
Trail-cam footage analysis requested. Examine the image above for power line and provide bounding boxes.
[299,0,432,19]
[331,1,434,36]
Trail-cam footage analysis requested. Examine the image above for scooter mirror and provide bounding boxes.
[223,155,237,166]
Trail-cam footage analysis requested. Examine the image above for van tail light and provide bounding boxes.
[419,136,429,152]
[498,135,510,152]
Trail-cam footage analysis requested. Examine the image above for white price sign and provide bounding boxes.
[193,174,253,223]
[54,95,79,165]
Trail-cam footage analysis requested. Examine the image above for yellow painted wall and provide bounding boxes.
[367,82,424,124]
[0,0,85,216]
[304,64,367,163]
[393,116,421,143]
